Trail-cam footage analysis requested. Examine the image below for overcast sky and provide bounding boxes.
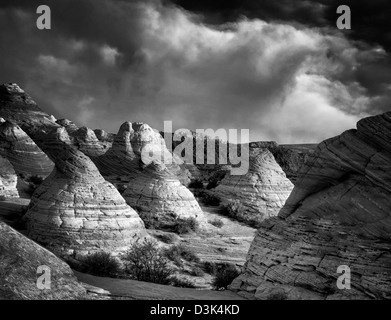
[1,0,390,143]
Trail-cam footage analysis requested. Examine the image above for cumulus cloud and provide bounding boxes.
[0,0,390,143]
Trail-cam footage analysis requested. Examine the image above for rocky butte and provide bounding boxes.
[230,112,391,300]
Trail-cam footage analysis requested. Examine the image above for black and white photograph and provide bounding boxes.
[0,0,390,308]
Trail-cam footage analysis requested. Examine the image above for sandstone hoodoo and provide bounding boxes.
[231,112,391,300]
[95,121,190,186]
[0,120,54,177]
[73,126,107,158]
[0,221,86,299]
[25,127,147,257]
[213,147,294,224]
[123,161,202,224]
[0,155,19,199]
[56,118,79,135]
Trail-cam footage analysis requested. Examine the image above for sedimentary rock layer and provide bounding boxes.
[231,112,391,300]
[25,127,147,256]
[95,121,190,185]
[123,161,202,220]
[0,221,86,299]
[0,121,54,177]
[0,155,19,199]
[213,148,294,221]
[73,126,107,157]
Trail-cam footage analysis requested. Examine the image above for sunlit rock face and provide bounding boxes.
[0,221,86,299]
[123,161,202,223]
[0,121,54,177]
[213,148,294,222]
[56,118,79,135]
[94,121,190,185]
[24,127,147,257]
[231,112,391,300]
[0,155,19,199]
[73,126,107,157]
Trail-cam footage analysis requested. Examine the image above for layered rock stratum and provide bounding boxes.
[123,161,202,221]
[25,127,147,257]
[0,155,19,199]
[95,121,190,186]
[213,147,294,222]
[0,221,86,299]
[0,120,54,177]
[231,112,391,300]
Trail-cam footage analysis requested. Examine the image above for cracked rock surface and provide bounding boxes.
[231,112,391,300]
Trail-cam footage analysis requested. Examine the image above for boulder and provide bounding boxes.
[0,221,86,300]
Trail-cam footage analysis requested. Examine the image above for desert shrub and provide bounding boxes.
[116,184,127,194]
[0,195,7,201]
[188,179,204,189]
[212,263,240,290]
[124,238,172,284]
[155,233,177,244]
[82,252,121,277]
[189,266,205,277]
[204,261,218,275]
[267,291,288,300]
[24,175,45,196]
[27,175,44,185]
[220,201,263,229]
[164,244,200,266]
[198,192,221,206]
[172,217,199,234]
[169,277,196,288]
[206,180,218,190]
[138,211,160,229]
[209,218,224,228]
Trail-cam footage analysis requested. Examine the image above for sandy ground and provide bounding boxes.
[75,271,245,300]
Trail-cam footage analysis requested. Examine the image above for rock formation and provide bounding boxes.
[56,118,79,134]
[213,147,294,222]
[73,126,107,157]
[0,221,86,299]
[123,161,202,222]
[230,112,391,300]
[0,155,19,199]
[25,127,147,257]
[0,120,54,177]
[95,121,190,186]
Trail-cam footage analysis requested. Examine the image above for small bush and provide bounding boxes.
[27,175,44,185]
[206,180,218,190]
[189,266,205,277]
[204,261,218,275]
[199,192,221,206]
[212,263,240,290]
[209,218,224,228]
[24,175,45,196]
[138,211,160,229]
[164,244,200,266]
[169,277,196,288]
[188,179,204,189]
[267,291,288,300]
[0,195,7,201]
[82,252,121,277]
[155,233,177,244]
[173,217,199,234]
[124,238,172,285]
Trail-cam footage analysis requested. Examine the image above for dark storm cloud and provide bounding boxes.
[0,0,390,143]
